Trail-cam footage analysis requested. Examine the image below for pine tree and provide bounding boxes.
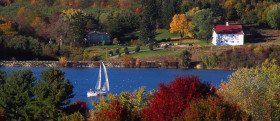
[139,0,158,44]
[33,68,74,120]
[0,70,35,120]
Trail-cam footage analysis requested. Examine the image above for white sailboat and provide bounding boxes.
[87,62,110,97]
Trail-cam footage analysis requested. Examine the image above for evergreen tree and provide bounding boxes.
[139,0,158,44]
[33,68,74,120]
[0,70,35,120]
[160,0,182,28]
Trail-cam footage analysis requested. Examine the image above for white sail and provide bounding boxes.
[95,64,102,90]
[101,62,109,92]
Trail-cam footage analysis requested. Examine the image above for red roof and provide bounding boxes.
[214,25,244,35]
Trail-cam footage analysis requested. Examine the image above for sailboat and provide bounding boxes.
[87,62,110,97]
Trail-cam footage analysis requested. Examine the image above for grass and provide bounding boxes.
[155,29,180,40]
[130,49,182,60]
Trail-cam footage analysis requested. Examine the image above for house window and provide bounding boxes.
[231,41,234,43]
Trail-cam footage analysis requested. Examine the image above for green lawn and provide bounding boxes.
[130,49,182,59]
[155,29,180,40]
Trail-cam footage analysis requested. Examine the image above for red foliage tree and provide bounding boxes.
[94,100,129,121]
[142,76,215,121]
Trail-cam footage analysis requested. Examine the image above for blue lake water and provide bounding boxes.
[0,67,233,108]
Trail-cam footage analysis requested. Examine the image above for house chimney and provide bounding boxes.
[226,22,229,26]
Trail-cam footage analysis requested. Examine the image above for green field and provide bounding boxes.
[155,29,180,40]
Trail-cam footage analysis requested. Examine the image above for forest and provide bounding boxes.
[0,0,280,61]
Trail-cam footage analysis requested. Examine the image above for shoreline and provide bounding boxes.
[0,61,235,71]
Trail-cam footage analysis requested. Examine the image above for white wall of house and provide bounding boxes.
[212,31,244,46]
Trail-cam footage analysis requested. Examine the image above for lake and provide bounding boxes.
[0,67,233,108]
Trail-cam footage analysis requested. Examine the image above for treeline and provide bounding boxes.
[0,0,280,60]
[200,45,280,69]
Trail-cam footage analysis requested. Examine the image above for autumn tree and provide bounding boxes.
[62,8,87,46]
[0,21,17,38]
[184,96,248,120]
[170,14,193,38]
[219,59,280,120]
[142,76,215,121]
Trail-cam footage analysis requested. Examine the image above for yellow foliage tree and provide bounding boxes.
[0,21,17,38]
[170,14,193,38]
[62,8,84,20]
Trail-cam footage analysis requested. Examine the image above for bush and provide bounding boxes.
[58,112,85,121]
[108,50,113,56]
[200,54,218,68]
[124,47,129,55]
[149,44,154,51]
[115,48,120,55]
[64,100,88,117]
[135,45,140,52]
[58,56,67,67]
[92,87,146,121]
[142,76,215,121]
[179,50,192,68]
[184,96,249,121]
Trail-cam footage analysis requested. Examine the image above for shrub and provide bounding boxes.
[115,48,120,55]
[200,54,218,68]
[108,50,114,56]
[124,47,129,55]
[64,100,88,117]
[135,45,140,52]
[142,76,215,121]
[121,55,134,68]
[179,50,192,68]
[184,96,249,121]
[0,108,6,121]
[58,112,85,121]
[92,87,146,121]
[148,44,154,51]
[94,100,129,121]
[58,56,67,67]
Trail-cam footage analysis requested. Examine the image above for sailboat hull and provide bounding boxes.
[87,90,107,97]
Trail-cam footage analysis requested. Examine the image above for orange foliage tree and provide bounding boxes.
[170,14,193,38]
[184,96,249,120]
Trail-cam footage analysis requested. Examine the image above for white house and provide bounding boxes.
[212,23,244,46]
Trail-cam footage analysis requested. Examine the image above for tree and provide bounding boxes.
[267,4,280,29]
[191,9,215,40]
[142,76,215,121]
[170,14,193,38]
[218,59,280,120]
[184,96,248,120]
[139,0,158,44]
[0,70,35,120]
[62,9,87,46]
[179,50,192,68]
[33,68,74,120]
